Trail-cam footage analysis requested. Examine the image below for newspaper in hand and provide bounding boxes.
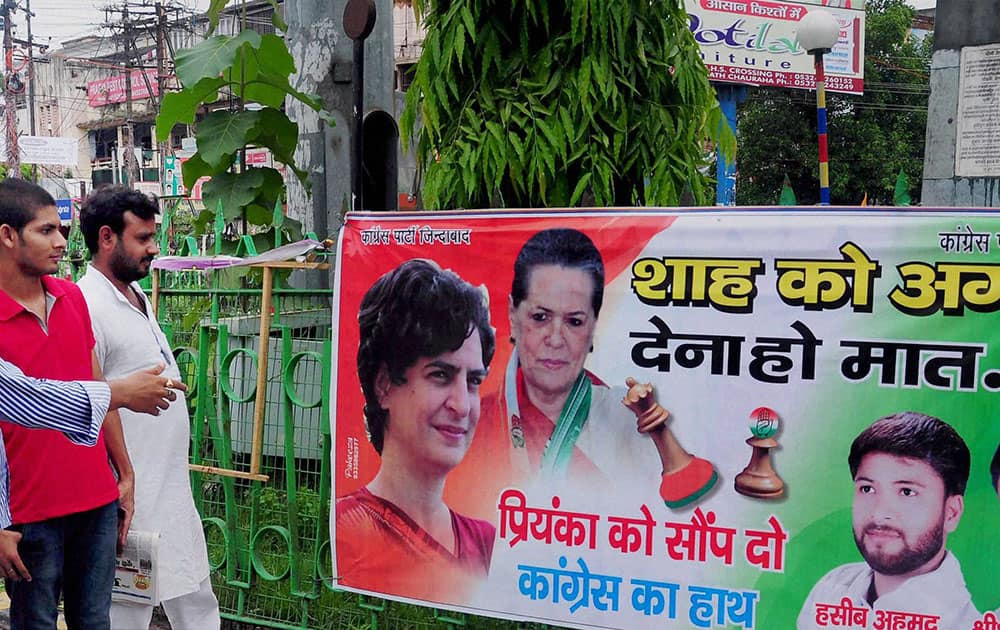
[112,530,160,606]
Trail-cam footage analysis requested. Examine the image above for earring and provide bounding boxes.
[509,336,516,345]
[590,344,594,353]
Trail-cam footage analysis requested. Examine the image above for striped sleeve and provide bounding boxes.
[0,358,106,446]
[0,440,10,529]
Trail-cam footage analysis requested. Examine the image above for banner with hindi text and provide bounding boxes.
[331,208,1000,630]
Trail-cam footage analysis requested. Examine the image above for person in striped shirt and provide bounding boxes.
[0,356,184,580]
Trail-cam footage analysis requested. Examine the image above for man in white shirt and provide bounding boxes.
[78,186,220,630]
[797,412,981,630]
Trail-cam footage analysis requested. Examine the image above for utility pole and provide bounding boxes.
[121,2,139,188]
[156,2,166,112]
[105,1,180,190]
[2,0,20,179]
[155,2,168,189]
[25,0,35,180]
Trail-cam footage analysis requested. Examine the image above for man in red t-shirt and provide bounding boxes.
[0,179,133,630]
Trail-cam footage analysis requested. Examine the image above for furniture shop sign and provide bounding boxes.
[686,0,866,94]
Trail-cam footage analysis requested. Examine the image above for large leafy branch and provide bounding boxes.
[156,4,334,242]
[403,0,735,209]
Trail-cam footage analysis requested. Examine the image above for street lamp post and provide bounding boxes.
[796,10,840,206]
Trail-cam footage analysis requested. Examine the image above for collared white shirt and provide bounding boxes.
[79,265,210,601]
[797,552,983,630]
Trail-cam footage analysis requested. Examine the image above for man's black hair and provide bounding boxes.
[0,179,56,233]
[848,411,971,497]
[357,259,495,454]
[79,185,159,255]
[510,228,605,317]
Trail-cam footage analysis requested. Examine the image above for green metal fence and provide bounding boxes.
[155,265,565,629]
[49,197,560,628]
[155,264,332,628]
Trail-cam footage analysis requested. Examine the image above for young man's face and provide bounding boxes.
[377,329,487,476]
[3,205,66,277]
[852,452,962,577]
[107,211,159,283]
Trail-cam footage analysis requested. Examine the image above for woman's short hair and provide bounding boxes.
[510,228,605,316]
[356,259,495,454]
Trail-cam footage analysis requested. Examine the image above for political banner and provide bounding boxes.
[331,208,1000,630]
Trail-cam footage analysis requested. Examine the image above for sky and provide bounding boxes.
[12,0,936,50]
[9,0,209,49]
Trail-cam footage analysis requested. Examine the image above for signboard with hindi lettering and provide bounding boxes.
[19,136,79,166]
[86,69,159,108]
[955,43,1000,178]
[685,0,866,94]
[0,136,78,166]
[330,207,1000,629]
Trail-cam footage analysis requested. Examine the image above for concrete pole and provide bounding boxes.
[921,0,1000,206]
[26,0,36,181]
[156,2,169,188]
[284,0,394,261]
[121,3,139,189]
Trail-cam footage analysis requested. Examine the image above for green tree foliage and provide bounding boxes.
[402,0,734,209]
[0,165,37,181]
[736,0,930,205]
[155,1,333,242]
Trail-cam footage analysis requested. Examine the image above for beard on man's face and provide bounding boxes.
[109,245,153,284]
[853,517,945,576]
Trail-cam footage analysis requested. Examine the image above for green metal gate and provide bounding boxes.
[46,197,556,629]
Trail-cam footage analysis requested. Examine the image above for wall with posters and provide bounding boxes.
[685,0,865,94]
[330,207,999,630]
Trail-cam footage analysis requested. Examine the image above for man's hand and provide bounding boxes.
[116,475,135,555]
[108,364,187,416]
[0,529,30,582]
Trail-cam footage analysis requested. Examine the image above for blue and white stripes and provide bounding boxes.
[0,358,108,528]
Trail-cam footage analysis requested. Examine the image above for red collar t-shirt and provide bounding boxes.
[0,276,119,524]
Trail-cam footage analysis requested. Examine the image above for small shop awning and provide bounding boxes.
[77,112,156,131]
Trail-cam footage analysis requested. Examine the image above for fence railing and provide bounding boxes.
[155,267,559,629]
[156,276,336,628]
[48,194,558,627]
